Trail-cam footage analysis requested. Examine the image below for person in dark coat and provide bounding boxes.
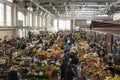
[20,42,26,50]
[60,59,68,80]
[7,67,19,80]
[71,54,79,75]
[64,63,75,80]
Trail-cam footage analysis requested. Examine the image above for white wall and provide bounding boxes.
[0,30,15,39]
[113,13,120,20]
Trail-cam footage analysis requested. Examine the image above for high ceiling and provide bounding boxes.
[15,0,120,20]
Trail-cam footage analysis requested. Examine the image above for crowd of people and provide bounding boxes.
[59,32,85,80]
[0,30,116,80]
[0,30,84,80]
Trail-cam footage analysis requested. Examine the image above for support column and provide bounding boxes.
[57,18,59,31]
[4,4,6,27]
[25,13,27,37]
[37,14,40,29]
[71,20,73,31]
[41,17,43,30]
[32,13,36,31]
[107,33,112,53]
[93,31,96,42]
[73,19,75,31]
[71,19,75,31]
[45,17,47,31]
[13,4,18,36]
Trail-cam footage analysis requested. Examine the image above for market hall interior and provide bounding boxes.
[0,0,120,80]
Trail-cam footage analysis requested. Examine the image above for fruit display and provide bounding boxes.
[77,39,119,80]
[104,74,120,80]
[35,39,65,60]
[0,31,120,80]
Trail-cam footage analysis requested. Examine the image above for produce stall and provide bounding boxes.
[112,35,120,55]
[0,31,67,80]
[1,30,120,80]
[95,32,107,50]
[13,36,65,79]
[78,38,120,80]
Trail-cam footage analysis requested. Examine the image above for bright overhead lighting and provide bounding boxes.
[27,7,33,11]
[96,14,108,17]
[74,10,96,13]
[87,20,91,24]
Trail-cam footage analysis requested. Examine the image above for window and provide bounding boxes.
[22,29,25,37]
[26,15,28,26]
[6,5,12,26]
[113,13,120,20]
[0,3,4,26]
[7,0,13,2]
[54,19,57,32]
[39,16,42,27]
[43,18,46,26]
[47,15,51,27]
[59,19,71,30]
[30,13,32,27]
[18,11,25,26]
[66,20,71,30]
[18,29,23,38]
[75,27,80,31]
[59,19,66,30]
[35,15,37,27]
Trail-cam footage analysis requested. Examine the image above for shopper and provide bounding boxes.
[79,67,85,80]
[65,42,71,53]
[7,67,19,80]
[20,42,26,50]
[78,63,85,80]
[71,54,79,75]
[60,59,68,80]
[64,63,75,80]
[77,63,81,80]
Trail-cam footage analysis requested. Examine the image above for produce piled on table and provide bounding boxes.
[17,37,64,78]
[77,39,120,80]
[36,43,64,59]
[0,30,120,80]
